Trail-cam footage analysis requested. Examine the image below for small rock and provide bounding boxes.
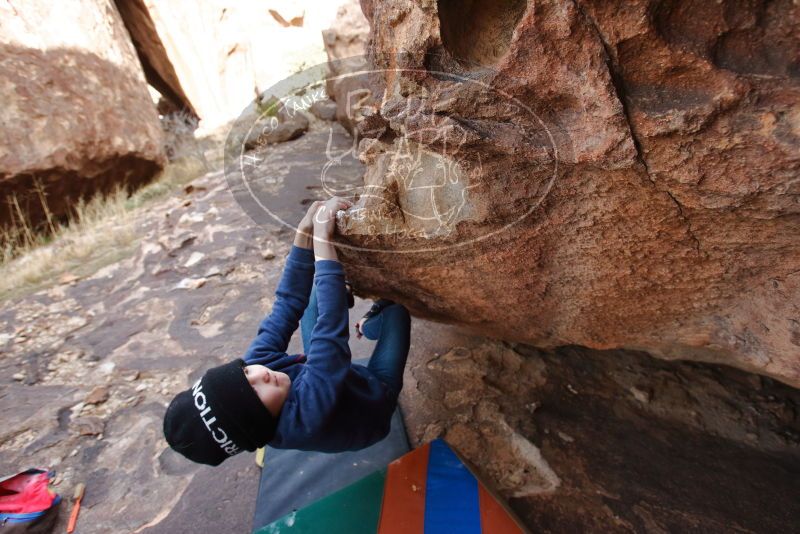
[58,273,80,285]
[84,386,110,405]
[12,372,25,381]
[184,251,205,268]
[629,386,650,404]
[123,395,142,407]
[158,232,197,255]
[243,109,309,150]
[135,383,148,392]
[557,431,575,443]
[205,266,223,278]
[98,362,116,375]
[261,248,276,260]
[174,277,207,290]
[309,99,338,121]
[182,199,192,207]
[73,416,105,436]
[125,371,140,382]
[0,333,12,345]
[178,212,205,225]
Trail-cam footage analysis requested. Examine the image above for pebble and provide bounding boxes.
[184,251,205,268]
[557,431,575,443]
[85,386,110,405]
[174,277,208,289]
[629,386,650,404]
[12,372,25,381]
[262,248,276,260]
[135,383,149,392]
[175,277,207,290]
[58,273,80,285]
[179,212,205,225]
[123,395,141,406]
[205,266,223,278]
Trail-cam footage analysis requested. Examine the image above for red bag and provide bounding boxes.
[0,469,61,531]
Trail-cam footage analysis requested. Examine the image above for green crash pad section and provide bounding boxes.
[255,469,387,534]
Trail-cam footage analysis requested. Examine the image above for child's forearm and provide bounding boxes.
[306,260,351,375]
[243,245,314,358]
[313,231,338,262]
[294,229,313,250]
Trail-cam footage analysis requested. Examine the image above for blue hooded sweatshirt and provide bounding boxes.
[241,245,394,452]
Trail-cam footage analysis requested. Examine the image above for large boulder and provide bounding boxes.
[115,1,346,129]
[0,0,165,230]
[334,0,800,386]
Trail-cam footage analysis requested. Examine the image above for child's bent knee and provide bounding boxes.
[384,304,410,327]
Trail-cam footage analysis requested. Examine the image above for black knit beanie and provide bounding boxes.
[163,359,278,466]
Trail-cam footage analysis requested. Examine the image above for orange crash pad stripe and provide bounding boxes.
[377,443,430,534]
[478,483,524,534]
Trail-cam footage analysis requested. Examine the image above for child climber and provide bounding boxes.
[163,197,412,465]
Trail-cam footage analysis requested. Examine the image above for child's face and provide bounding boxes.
[244,364,291,416]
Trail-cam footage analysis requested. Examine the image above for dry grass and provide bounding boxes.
[0,156,210,302]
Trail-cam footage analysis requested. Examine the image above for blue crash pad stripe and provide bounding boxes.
[423,439,481,534]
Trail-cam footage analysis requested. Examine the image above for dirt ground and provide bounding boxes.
[1,120,798,533]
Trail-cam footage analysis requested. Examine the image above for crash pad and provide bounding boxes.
[255,439,527,534]
[251,405,410,531]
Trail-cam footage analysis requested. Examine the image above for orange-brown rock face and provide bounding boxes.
[0,0,166,230]
[334,0,800,386]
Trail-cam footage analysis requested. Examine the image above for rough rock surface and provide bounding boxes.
[401,328,800,532]
[332,0,800,386]
[0,0,166,230]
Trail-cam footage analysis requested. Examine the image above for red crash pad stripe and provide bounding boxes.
[377,442,430,534]
[478,483,524,534]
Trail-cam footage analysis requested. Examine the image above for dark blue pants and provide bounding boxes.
[300,284,411,399]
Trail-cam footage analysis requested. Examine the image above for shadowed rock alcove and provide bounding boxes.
[437,0,528,67]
